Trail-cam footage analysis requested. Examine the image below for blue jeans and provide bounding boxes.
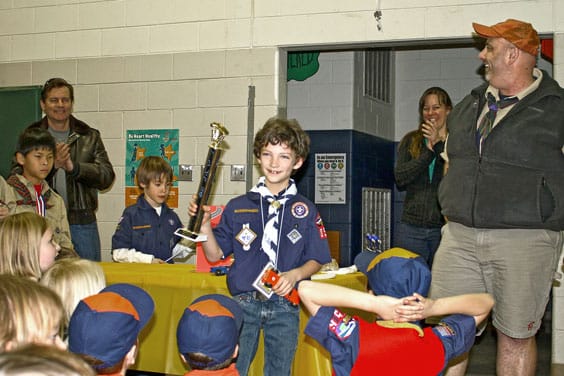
[70,222,101,261]
[234,292,299,376]
[394,222,441,267]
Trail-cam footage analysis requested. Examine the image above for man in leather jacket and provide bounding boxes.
[27,78,115,261]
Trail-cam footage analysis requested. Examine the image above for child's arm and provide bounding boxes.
[112,248,164,263]
[396,293,494,325]
[273,260,322,297]
[111,210,164,264]
[188,195,224,262]
[298,280,406,321]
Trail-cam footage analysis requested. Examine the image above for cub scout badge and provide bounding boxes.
[329,309,357,341]
[236,223,257,251]
[287,228,302,244]
[291,202,308,219]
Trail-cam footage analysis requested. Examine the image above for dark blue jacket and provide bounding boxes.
[112,195,183,261]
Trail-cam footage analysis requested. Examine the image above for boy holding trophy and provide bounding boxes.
[189,117,331,375]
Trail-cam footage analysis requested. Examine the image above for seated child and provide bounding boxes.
[40,258,106,329]
[0,343,95,376]
[68,283,155,376]
[0,212,60,281]
[0,274,65,351]
[298,248,494,376]
[0,127,75,258]
[176,294,243,375]
[112,156,189,263]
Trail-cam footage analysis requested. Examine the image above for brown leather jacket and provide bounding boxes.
[27,116,115,225]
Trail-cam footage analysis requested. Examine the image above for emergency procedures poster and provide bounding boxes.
[125,129,179,208]
[315,153,346,204]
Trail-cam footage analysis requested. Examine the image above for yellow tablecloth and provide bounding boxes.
[101,262,367,376]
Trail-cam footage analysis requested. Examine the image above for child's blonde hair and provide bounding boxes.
[0,274,64,352]
[0,343,95,376]
[40,259,106,325]
[0,212,50,281]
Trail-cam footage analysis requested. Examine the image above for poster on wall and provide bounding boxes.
[287,52,320,81]
[314,153,346,204]
[125,129,179,208]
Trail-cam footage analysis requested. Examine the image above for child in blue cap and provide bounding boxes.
[177,294,243,375]
[298,248,494,376]
[68,283,155,376]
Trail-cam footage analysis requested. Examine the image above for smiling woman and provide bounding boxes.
[393,87,452,267]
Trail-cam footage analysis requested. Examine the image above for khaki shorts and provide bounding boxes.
[430,222,562,338]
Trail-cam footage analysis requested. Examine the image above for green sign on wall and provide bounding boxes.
[288,52,320,81]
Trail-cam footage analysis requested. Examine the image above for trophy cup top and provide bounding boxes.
[210,122,229,148]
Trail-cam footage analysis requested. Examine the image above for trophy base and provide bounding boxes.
[174,228,208,243]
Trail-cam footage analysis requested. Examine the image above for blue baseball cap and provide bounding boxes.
[68,284,154,371]
[356,248,431,298]
[177,294,243,368]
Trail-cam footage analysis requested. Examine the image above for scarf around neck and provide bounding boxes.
[7,175,53,215]
[250,176,297,264]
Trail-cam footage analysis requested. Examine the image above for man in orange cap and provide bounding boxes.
[431,19,564,376]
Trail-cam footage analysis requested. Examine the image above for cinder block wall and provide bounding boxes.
[1,0,563,364]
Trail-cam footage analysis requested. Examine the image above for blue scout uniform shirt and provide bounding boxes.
[213,190,332,296]
[305,306,476,376]
[112,194,183,262]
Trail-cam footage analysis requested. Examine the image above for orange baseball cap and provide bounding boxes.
[472,19,539,56]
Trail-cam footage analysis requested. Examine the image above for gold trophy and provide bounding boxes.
[175,122,229,243]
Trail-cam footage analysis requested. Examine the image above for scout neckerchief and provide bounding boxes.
[7,175,52,216]
[477,92,519,151]
[251,176,297,265]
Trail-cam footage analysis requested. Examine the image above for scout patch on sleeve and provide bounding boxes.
[328,308,357,341]
[316,214,327,239]
[434,322,456,337]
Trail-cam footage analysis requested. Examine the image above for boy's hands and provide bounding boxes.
[274,269,301,297]
[0,204,9,219]
[188,194,212,232]
[394,293,431,322]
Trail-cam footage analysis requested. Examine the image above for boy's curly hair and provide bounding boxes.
[253,117,310,161]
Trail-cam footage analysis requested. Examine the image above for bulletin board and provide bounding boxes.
[0,86,43,178]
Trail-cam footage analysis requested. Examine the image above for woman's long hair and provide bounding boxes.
[403,87,452,159]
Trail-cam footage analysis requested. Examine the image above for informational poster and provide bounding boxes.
[314,153,346,204]
[125,129,179,208]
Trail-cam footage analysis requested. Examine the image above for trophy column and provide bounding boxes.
[175,122,228,242]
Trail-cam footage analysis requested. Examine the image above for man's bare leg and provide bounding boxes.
[497,330,536,376]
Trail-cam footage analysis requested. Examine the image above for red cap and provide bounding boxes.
[472,19,539,56]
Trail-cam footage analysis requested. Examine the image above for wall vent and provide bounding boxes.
[361,187,391,251]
